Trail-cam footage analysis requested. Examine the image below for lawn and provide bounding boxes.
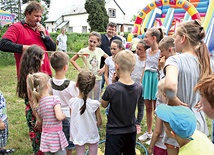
[0,53,212,155]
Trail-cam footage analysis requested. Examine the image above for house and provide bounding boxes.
[44,0,134,33]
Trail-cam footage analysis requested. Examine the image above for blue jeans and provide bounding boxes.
[62,117,75,149]
[101,73,105,90]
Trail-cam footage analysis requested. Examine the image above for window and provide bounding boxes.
[82,26,87,33]
[108,8,116,18]
[69,27,73,33]
[128,27,132,32]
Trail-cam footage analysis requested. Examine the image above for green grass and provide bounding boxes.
[0,55,213,155]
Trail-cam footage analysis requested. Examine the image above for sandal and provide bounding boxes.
[0,148,15,155]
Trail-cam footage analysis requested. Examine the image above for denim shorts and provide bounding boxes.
[62,117,75,149]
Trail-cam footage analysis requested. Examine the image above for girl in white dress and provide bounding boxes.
[69,71,102,155]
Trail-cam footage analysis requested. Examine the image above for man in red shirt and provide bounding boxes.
[0,2,56,155]
[0,1,56,78]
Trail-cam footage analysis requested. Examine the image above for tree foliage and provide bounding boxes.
[85,0,109,32]
[0,0,50,23]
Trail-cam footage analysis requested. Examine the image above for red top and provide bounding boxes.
[2,22,52,77]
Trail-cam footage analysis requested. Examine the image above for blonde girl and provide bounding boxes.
[139,27,164,142]
[27,72,68,155]
[104,39,124,85]
[70,31,108,101]
[69,71,102,155]
[164,20,213,155]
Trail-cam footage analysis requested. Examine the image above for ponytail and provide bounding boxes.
[196,42,212,79]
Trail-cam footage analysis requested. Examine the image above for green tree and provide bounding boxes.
[85,0,109,32]
[22,0,50,8]
[0,0,50,24]
[0,0,20,21]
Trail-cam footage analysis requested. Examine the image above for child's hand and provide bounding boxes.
[97,69,104,76]
[195,101,203,112]
[35,120,42,131]
[136,124,141,134]
[158,56,165,70]
[148,147,153,155]
[0,121,6,130]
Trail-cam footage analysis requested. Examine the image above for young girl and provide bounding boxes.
[164,19,213,155]
[70,31,108,101]
[138,27,163,142]
[131,40,149,133]
[69,71,102,155]
[17,45,45,155]
[27,72,68,155]
[104,39,124,85]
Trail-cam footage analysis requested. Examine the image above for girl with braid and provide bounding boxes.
[69,71,102,155]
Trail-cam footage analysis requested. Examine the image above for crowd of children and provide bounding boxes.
[2,19,214,155]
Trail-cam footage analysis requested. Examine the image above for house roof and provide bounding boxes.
[45,0,126,23]
[113,0,125,15]
[45,3,86,23]
[55,21,69,29]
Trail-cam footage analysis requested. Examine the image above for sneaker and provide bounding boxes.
[138,132,153,141]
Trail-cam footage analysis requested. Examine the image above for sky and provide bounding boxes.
[49,0,153,18]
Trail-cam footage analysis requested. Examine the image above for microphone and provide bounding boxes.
[36,22,45,39]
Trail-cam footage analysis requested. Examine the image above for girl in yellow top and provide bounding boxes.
[70,31,108,101]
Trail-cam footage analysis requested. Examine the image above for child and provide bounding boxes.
[194,74,214,144]
[50,51,79,155]
[194,74,214,119]
[69,71,102,155]
[104,39,124,86]
[0,92,14,154]
[158,36,176,79]
[163,20,212,154]
[139,27,163,142]
[101,50,142,155]
[156,104,214,155]
[27,72,68,155]
[17,45,45,155]
[130,33,140,53]
[131,40,148,133]
[148,79,169,155]
[70,31,108,101]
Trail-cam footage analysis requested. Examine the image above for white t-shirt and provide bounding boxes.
[69,97,100,145]
[57,33,67,51]
[104,56,115,84]
[145,48,160,72]
[51,78,79,117]
[131,54,146,83]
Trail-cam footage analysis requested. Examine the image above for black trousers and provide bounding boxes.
[105,131,136,155]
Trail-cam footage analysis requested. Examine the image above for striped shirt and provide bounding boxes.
[37,95,68,153]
